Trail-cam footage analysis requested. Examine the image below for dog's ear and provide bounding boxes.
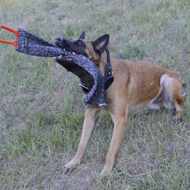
[79,31,85,39]
[93,34,109,53]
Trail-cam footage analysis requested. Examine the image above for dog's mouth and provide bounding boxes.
[55,39,88,59]
[56,49,78,61]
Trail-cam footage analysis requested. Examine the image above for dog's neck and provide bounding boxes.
[96,50,114,91]
[96,53,108,76]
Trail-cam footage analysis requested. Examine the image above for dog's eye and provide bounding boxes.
[74,40,85,47]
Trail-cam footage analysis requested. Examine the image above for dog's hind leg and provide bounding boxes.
[161,74,184,124]
[63,105,100,174]
[172,82,184,124]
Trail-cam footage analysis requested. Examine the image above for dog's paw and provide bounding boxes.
[100,165,113,177]
[172,116,182,125]
[63,165,75,174]
[63,160,79,175]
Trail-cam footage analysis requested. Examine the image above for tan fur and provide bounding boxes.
[62,37,184,176]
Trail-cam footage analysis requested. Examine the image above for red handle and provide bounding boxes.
[0,39,17,48]
[0,24,19,37]
[0,24,19,48]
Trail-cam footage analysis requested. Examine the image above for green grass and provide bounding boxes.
[0,0,190,189]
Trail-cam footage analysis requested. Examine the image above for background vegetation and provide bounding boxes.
[0,0,190,189]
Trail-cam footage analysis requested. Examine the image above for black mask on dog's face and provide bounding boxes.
[55,31,88,58]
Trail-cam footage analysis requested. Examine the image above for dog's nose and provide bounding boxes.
[55,37,62,42]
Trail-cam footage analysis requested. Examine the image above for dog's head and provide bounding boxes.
[55,32,109,86]
[55,31,109,65]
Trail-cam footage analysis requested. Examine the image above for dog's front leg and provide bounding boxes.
[101,111,127,176]
[64,105,100,174]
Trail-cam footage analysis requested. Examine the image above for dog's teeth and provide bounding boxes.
[66,58,72,61]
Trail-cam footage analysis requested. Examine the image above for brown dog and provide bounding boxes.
[55,32,185,176]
